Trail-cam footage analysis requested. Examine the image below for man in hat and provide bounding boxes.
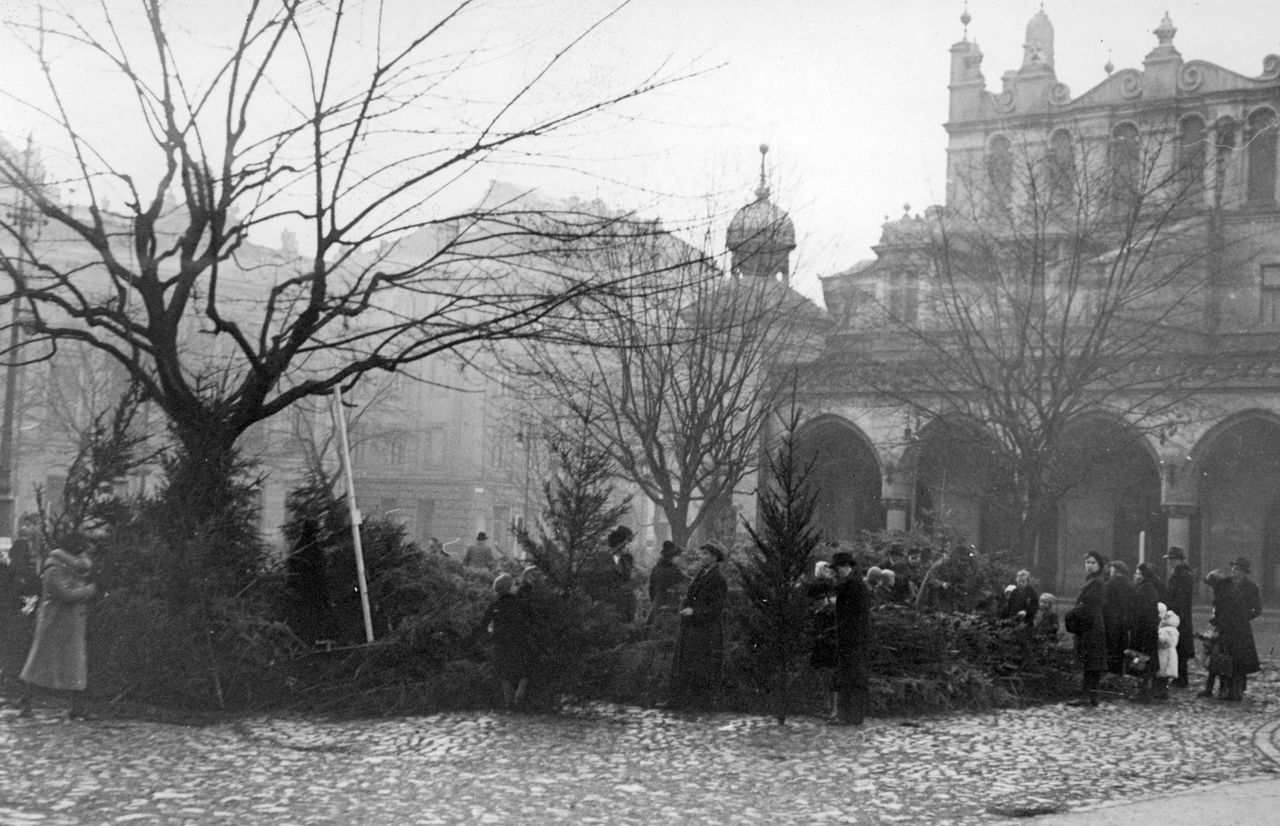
[882,543,912,603]
[1202,558,1262,701]
[1163,546,1195,687]
[463,532,494,569]
[585,526,637,622]
[668,541,728,709]
[646,541,688,628]
[828,551,872,725]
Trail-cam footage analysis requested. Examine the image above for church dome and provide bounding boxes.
[727,145,796,280]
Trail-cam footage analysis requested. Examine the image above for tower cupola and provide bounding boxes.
[1020,8,1055,73]
[726,145,796,281]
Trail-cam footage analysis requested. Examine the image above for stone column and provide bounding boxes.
[1163,503,1195,557]
[884,497,911,533]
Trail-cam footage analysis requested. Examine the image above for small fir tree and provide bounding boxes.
[738,402,823,724]
[516,417,629,598]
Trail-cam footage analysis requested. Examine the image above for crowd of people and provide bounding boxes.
[2,523,1269,722]
[1065,546,1262,707]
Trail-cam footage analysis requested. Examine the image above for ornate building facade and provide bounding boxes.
[792,10,1280,599]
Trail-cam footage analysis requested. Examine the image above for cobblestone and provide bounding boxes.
[0,666,1277,824]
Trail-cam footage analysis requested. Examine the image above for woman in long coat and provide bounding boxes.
[1102,561,1134,676]
[1070,551,1108,707]
[1131,563,1165,700]
[669,542,728,710]
[19,546,97,719]
[1164,547,1195,688]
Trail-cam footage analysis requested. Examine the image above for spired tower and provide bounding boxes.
[1020,7,1055,73]
[726,144,796,281]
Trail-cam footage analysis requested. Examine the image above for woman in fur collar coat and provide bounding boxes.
[19,544,98,719]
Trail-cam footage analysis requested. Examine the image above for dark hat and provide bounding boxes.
[1231,557,1251,573]
[476,532,488,541]
[1163,546,1186,561]
[831,551,856,569]
[607,526,634,549]
[699,540,728,561]
[887,544,905,557]
[660,540,683,559]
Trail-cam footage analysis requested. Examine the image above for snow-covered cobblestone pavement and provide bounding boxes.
[0,669,1277,824]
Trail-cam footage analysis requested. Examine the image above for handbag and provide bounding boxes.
[1064,605,1092,635]
[1208,649,1234,678]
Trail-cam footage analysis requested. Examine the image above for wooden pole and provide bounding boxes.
[330,388,374,644]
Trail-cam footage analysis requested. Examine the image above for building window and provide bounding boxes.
[1111,123,1141,207]
[1048,129,1075,204]
[1175,116,1206,203]
[888,271,919,324]
[1261,264,1280,327]
[386,437,407,466]
[1245,108,1278,205]
[987,136,1013,210]
[1215,118,1236,207]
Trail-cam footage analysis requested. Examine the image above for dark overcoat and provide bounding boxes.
[1130,579,1162,661]
[1166,565,1196,660]
[1073,574,1108,673]
[1213,577,1261,676]
[20,550,96,692]
[1102,576,1134,673]
[476,593,532,682]
[671,563,727,695]
[647,559,687,616]
[832,575,871,693]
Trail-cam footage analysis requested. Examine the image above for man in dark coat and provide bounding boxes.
[668,541,728,709]
[1069,552,1108,707]
[882,544,912,603]
[829,551,872,725]
[1163,546,1195,688]
[1208,558,1262,701]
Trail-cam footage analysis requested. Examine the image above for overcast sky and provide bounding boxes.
[1,1,1277,302]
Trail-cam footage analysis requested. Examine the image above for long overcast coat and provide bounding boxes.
[1130,578,1162,663]
[1102,575,1134,674]
[1073,573,1107,673]
[671,562,727,702]
[1212,575,1262,676]
[1166,564,1196,661]
[20,550,96,692]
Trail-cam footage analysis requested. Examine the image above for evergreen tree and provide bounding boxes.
[738,402,823,724]
[516,418,630,598]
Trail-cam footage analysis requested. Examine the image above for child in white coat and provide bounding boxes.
[1155,602,1180,701]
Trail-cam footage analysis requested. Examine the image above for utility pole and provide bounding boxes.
[0,136,42,544]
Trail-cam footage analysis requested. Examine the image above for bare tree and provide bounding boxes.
[518,223,824,549]
[0,1,700,525]
[830,126,1238,572]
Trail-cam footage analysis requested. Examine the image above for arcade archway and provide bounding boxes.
[793,417,883,544]
[913,418,1018,552]
[1056,417,1162,593]
[1196,413,1280,603]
